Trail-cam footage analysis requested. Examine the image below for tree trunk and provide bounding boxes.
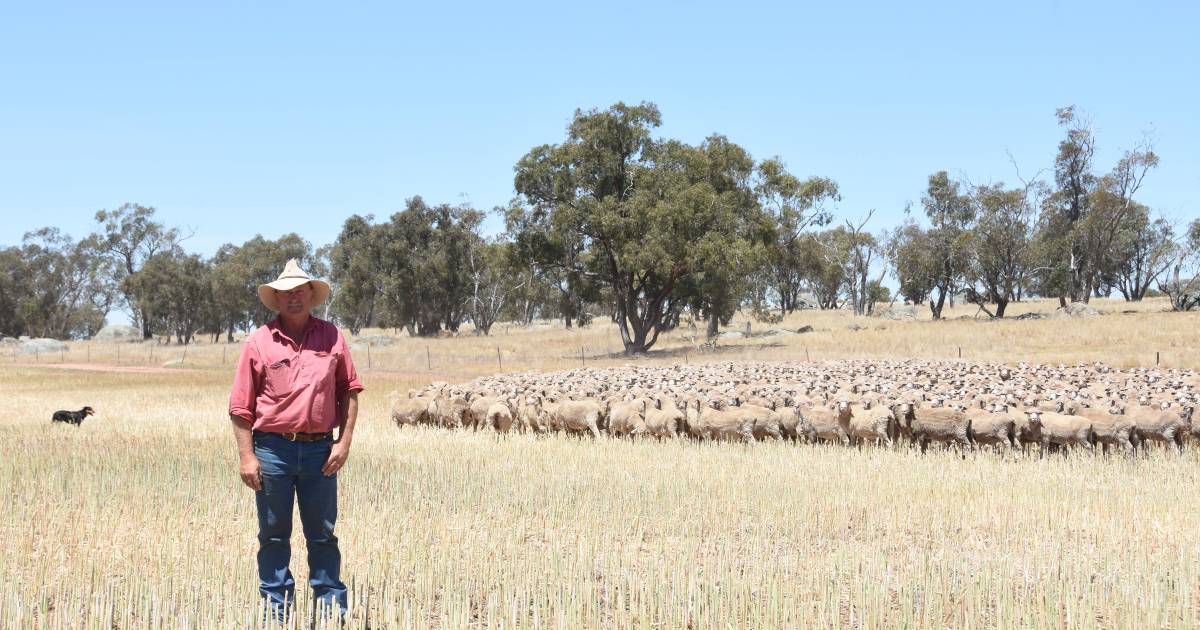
[706,313,719,339]
[930,289,947,320]
[995,299,1008,318]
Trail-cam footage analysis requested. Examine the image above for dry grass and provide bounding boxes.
[2,300,1199,628]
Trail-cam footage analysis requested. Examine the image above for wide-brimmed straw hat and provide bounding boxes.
[257,259,331,312]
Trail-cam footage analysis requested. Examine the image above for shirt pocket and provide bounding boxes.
[263,358,294,398]
[306,351,341,420]
[308,350,340,385]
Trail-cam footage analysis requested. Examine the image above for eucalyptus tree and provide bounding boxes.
[921,172,975,319]
[0,229,113,339]
[1108,206,1175,301]
[756,159,839,317]
[1036,106,1158,303]
[1158,219,1200,311]
[513,102,769,353]
[93,203,182,338]
[961,182,1037,318]
[125,251,213,344]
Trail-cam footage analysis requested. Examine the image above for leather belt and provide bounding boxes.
[257,430,333,442]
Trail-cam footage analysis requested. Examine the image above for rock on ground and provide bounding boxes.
[18,338,67,355]
[1051,303,1102,319]
[872,305,917,320]
[91,324,141,341]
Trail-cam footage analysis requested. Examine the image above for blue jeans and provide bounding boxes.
[252,431,347,615]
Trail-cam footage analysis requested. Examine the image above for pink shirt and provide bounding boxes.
[228,317,364,433]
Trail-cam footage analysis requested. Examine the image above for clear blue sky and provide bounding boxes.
[2,0,1197,256]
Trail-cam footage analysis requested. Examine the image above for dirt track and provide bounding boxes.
[8,362,182,374]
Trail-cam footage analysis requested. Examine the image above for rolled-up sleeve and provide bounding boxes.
[335,332,364,396]
[228,338,261,422]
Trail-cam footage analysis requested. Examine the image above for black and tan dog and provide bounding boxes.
[52,406,95,426]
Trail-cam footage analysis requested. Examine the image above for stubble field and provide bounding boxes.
[2,298,1199,628]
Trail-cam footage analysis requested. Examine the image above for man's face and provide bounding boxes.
[277,283,313,316]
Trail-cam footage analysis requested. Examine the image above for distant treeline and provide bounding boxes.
[2,103,1197,352]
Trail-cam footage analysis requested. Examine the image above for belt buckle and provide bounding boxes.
[284,432,299,441]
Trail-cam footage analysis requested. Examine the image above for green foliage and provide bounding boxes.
[755,158,839,316]
[0,229,112,339]
[512,102,778,353]
[124,252,212,344]
[889,220,937,305]
[1157,218,1200,311]
[1035,106,1159,303]
[329,198,483,336]
[962,183,1037,317]
[920,171,975,318]
[93,203,182,338]
[328,215,382,335]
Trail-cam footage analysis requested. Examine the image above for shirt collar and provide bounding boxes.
[268,316,317,345]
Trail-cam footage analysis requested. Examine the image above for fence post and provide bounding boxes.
[958,346,962,359]
[805,347,811,362]
[426,346,431,371]
[367,344,372,370]
[181,344,187,364]
[222,346,226,366]
[496,346,502,372]
[581,346,586,367]
[1156,351,1160,366]
[86,343,90,363]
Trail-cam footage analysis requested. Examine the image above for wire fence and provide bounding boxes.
[3,338,1190,375]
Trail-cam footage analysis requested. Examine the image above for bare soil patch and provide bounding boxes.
[9,362,183,374]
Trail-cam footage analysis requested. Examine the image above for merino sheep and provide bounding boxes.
[544,398,606,438]
[802,403,850,446]
[684,399,755,442]
[391,392,434,428]
[1029,411,1094,455]
[966,405,1015,449]
[1069,403,1137,455]
[909,406,972,455]
[643,397,684,439]
[846,403,894,448]
[608,398,650,437]
[1128,403,1190,453]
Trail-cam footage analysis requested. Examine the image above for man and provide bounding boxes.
[228,259,363,620]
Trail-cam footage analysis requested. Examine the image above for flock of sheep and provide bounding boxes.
[390,360,1199,456]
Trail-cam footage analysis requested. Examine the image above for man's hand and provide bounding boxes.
[239,454,262,491]
[322,441,350,477]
